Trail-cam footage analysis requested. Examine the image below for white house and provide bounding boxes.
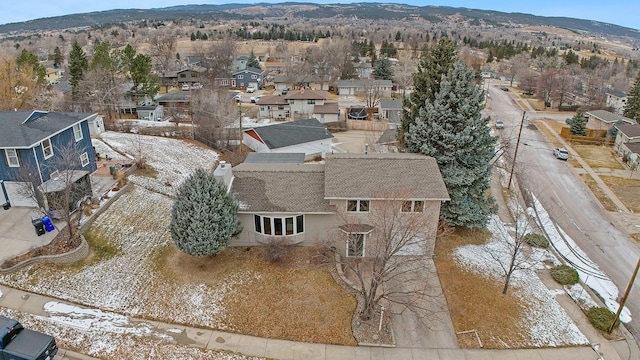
[242,118,333,160]
[312,103,340,124]
[606,89,628,115]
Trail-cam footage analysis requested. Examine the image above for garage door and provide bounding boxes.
[4,181,38,207]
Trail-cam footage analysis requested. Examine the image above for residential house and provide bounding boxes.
[614,124,640,167]
[242,118,334,160]
[176,66,207,86]
[585,110,635,131]
[232,67,264,90]
[312,103,340,124]
[286,90,328,120]
[0,111,97,208]
[256,95,290,120]
[155,92,191,112]
[336,80,393,98]
[232,55,249,72]
[221,153,449,257]
[136,104,164,121]
[606,89,628,115]
[244,152,305,164]
[273,74,331,92]
[379,98,404,125]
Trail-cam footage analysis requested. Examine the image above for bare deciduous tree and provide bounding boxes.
[149,31,177,76]
[334,191,439,321]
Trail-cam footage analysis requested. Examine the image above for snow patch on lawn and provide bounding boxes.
[531,194,631,323]
[455,215,589,346]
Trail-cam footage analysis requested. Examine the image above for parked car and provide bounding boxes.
[565,117,572,125]
[246,84,257,93]
[191,82,203,90]
[522,90,534,95]
[234,93,243,102]
[281,88,289,95]
[553,148,569,160]
[0,316,58,360]
[495,120,504,129]
[250,95,263,103]
[181,83,190,91]
[500,86,509,91]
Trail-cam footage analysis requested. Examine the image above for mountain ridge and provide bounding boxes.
[0,2,638,41]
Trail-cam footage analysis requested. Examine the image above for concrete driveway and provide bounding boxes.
[0,207,59,264]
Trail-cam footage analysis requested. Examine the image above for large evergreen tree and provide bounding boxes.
[570,109,588,136]
[170,168,242,256]
[372,56,394,80]
[68,41,88,99]
[16,49,46,83]
[623,73,640,122]
[405,62,497,228]
[247,50,261,70]
[399,38,458,144]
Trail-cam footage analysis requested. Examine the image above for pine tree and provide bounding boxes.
[405,62,497,228]
[170,168,242,257]
[68,41,88,99]
[372,56,394,80]
[570,110,588,136]
[623,73,640,122]
[247,50,261,70]
[53,46,63,68]
[399,38,458,144]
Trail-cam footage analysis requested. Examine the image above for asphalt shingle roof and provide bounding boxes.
[285,90,327,100]
[324,153,449,200]
[232,163,332,213]
[587,110,635,124]
[379,98,403,110]
[0,111,95,149]
[615,124,640,138]
[245,118,333,150]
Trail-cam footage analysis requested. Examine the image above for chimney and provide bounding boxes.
[213,161,234,193]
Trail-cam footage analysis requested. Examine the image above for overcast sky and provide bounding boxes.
[1,1,638,30]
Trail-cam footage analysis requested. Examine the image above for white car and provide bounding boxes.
[250,95,262,103]
[553,148,569,160]
[234,93,243,102]
[495,120,504,129]
[246,85,257,93]
[181,83,190,91]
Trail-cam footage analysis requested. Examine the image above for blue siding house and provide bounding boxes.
[232,67,264,90]
[0,111,98,208]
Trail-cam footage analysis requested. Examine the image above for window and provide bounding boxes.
[307,99,316,104]
[254,215,305,236]
[73,123,83,141]
[42,138,53,159]
[179,73,186,78]
[80,152,89,167]
[402,200,424,212]
[5,149,19,167]
[251,74,257,79]
[347,233,365,257]
[347,200,369,212]
[238,75,244,79]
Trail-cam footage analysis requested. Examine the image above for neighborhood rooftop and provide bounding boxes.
[0,111,97,149]
[244,118,333,150]
[324,153,450,201]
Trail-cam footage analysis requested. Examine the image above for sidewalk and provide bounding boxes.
[0,283,617,360]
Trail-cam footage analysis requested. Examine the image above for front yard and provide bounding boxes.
[0,132,357,357]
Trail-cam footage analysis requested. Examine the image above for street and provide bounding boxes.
[486,84,640,344]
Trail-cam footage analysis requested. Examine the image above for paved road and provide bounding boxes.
[486,85,640,348]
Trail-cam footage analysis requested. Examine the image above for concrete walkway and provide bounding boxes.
[0,283,622,360]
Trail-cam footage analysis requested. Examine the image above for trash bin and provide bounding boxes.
[32,218,45,236]
[41,216,55,232]
[109,165,116,175]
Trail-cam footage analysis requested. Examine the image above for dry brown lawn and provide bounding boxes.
[599,176,640,213]
[579,174,618,212]
[434,228,531,348]
[571,144,624,170]
[160,245,357,345]
[527,99,546,111]
[534,120,565,149]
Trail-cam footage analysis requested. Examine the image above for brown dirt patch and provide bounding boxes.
[580,174,618,212]
[434,228,531,348]
[599,176,640,213]
[1,229,80,269]
[571,145,624,170]
[161,245,357,345]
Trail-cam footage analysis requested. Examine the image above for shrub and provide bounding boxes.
[262,237,293,262]
[551,264,579,285]
[587,306,618,332]
[524,233,549,248]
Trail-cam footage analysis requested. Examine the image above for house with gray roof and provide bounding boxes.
[215,153,448,257]
[606,89,628,115]
[242,118,333,160]
[585,110,635,131]
[0,111,97,208]
[379,98,404,124]
[614,124,640,166]
[336,79,393,97]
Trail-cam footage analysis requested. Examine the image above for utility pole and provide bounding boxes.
[608,257,640,333]
[507,111,526,189]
